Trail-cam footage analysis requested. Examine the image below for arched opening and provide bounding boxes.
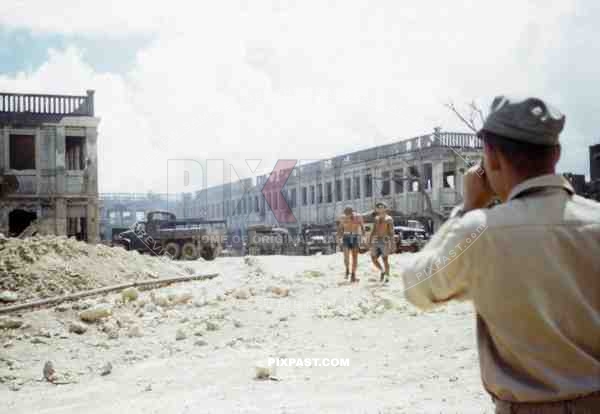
[8,209,37,237]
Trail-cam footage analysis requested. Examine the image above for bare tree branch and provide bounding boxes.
[469,100,486,126]
[444,102,479,133]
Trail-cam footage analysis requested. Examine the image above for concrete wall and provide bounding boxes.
[0,116,100,242]
[179,134,482,233]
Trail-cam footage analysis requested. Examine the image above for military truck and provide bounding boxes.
[115,211,225,260]
[301,224,337,255]
[358,209,430,254]
[246,224,290,255]
[394,225,429,253]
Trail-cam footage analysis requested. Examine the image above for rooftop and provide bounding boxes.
[0,90,95,124]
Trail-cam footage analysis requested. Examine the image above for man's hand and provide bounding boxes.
[463,163,495,212]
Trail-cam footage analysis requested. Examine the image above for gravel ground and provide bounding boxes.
[0,254,493,413]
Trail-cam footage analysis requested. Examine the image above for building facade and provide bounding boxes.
[183,129,482,235]
[0,91,100,241]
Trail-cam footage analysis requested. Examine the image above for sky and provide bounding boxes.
[0,0,598,193]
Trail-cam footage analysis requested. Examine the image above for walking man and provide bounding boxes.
[402,96,600,412]
[337,205,364,283]
[368,201,394,282]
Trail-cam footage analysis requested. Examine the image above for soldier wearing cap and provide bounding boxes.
[401,96,600,412]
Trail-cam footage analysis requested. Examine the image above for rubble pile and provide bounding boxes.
[0,236,188,302]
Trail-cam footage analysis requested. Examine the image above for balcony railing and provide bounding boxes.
[0,90,95,116]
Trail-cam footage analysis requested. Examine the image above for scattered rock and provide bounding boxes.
[205,321,220,331]
[8,382,21,392]
[254,360,276,380]
[0,317,23,329]
[69,321,88,335]
[175,328,187,341]
[100,362,113,376]
[233,287,251,300]
[72,300,95,311]
[143,303,158,313]
[378,297,396,310]
[55,304,70,312]
[43,361,56,382]
[79,304,112,322]
[121,287,140,302]
[31,337,47,345]
[194,339,208,347]
[35,329,52,338]
[127,325,143,338]
[270,286,290,297]
[102,321,120,339]
[0,291,18,303]
[233,319,243,328]
[151,289,193,307]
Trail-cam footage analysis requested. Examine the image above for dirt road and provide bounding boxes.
[1,254,492,413]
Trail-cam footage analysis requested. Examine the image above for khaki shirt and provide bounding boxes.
[401,174,600,403]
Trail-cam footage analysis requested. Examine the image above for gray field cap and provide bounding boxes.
[477,96,565,146]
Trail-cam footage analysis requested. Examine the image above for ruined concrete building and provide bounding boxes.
[185,129,482,234]
[95,129,481,240]
[0,91,100,241]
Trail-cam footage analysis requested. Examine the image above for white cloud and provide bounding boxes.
[1,0,596,193]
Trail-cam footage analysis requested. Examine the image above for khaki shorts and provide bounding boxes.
[371,238,392,257]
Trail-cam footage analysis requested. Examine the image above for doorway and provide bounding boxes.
[8,209,37,237]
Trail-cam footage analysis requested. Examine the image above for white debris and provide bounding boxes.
[270,286,290,298]
[100,362,113,376]
[101,321,120,339]
[233,287,251,300]
[121,287,140,302]
[43,361,56,382]
[0,290,18,302]
[151,288,193,307]
[0,317,23,329]
[205,321,220,331]
[254,360,276,380]
[0,236,187,302]
[68,321,88,335]
[79,304,112,322]
[127,325,143,338]
[175,328,187,340]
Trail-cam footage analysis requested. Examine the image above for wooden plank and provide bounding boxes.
[0,273,220,315]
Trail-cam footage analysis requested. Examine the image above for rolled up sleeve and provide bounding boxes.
[401,212,488,310]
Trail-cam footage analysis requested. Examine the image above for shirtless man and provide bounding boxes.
[336,205,364,283]
[368,201,394,283]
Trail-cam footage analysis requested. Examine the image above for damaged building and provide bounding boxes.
[183,128,482,234]
[94,129,481,241]
[0,90,100,242]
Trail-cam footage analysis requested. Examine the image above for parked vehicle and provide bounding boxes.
[394,226,429,253]
[301,224,337,255]
[246,224,291,255]
[115,210,225,260]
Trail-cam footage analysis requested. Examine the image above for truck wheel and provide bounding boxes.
[164,242,181,259]
[200,246,216,261]
[181,242,199,260]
